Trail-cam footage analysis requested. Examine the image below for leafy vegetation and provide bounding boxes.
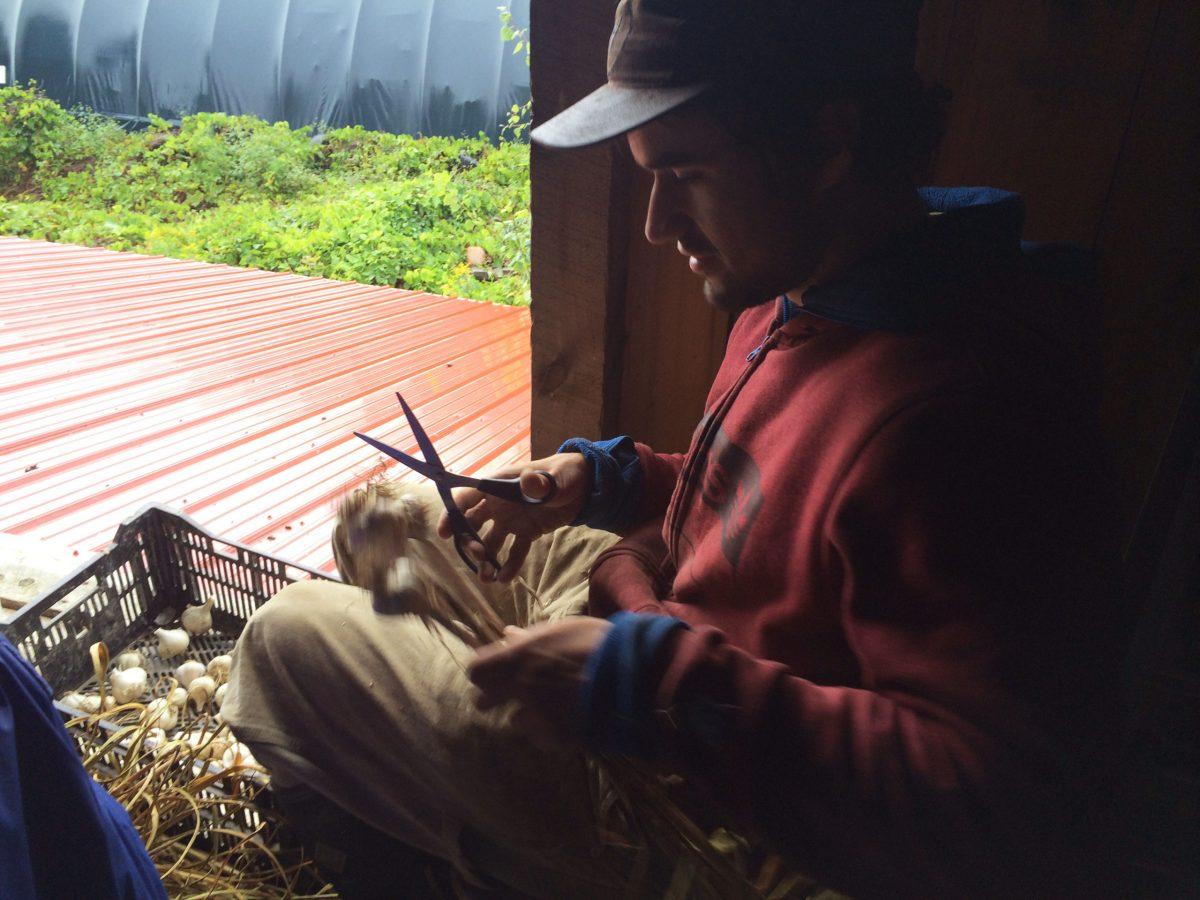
[0,85,530,305]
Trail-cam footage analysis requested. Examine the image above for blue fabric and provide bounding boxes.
[578,612,689,756]
[556,435,643,531]
[0,636,166,900]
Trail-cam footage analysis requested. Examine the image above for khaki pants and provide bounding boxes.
[221,487,627,897]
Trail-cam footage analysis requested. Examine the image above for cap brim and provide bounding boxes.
[531,81,711,150]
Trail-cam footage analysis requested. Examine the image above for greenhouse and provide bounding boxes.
[0,0,530,137]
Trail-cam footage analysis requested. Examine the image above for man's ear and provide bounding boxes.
[810,97,860,191]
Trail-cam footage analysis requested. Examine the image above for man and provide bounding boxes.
[224,1,1127,896]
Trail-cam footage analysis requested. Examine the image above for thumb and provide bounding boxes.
[519,467,557,503]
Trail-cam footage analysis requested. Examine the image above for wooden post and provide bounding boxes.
[529,1,729,457]
[528,0,630,456]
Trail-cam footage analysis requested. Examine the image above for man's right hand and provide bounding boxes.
[436,452,590,583]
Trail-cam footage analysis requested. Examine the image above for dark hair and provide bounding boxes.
[702,70,950,184]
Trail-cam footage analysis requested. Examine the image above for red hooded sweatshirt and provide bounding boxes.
[585,193,1127,897]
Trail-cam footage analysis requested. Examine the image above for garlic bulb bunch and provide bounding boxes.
[174,659,205,688]
[114,650,143,670]
[109,666,148,704]
[168,687,188,709]
[213,683,228,709]
[143,697,178,730]
[206,654,233,682]
[155,628,189,658]
[187,675,216,708]
[181,597,214,636]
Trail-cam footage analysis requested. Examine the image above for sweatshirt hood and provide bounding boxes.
[792,186,1029,331]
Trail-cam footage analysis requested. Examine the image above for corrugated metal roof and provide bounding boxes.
[0,237,532,587]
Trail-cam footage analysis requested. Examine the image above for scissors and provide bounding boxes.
[355,393,557,574]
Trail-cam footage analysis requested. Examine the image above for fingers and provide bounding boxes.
[435,486,485,539]
[497,536,532,583]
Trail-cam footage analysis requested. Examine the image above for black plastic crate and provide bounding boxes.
[1,503,334,694]
[0,504,339,891]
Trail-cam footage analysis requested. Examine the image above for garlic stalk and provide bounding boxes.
[206,654,233,682]
[155,628,189,658]
[187,674,216,708]
[109,666,148,704]
[113,650,143,670]
[174,659,205,688]
[143,697,178,730]
[180,597,215,636]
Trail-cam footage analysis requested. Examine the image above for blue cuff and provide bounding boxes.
[578,612,688,757]
[555,435,643,531]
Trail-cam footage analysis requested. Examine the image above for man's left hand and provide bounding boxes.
[468,617,612,746]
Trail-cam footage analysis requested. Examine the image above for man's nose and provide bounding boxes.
[644,174,687,246]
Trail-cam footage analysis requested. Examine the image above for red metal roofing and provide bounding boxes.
[0,237,532,581]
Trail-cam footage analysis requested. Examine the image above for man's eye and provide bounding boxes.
[672,170,702,184]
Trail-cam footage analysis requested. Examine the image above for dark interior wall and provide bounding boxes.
[918,0,1200,535]
[530,1,1200,537]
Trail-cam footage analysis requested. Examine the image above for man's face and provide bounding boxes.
[627,104,831,314]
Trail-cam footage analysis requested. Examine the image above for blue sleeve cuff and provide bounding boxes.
[555,435,643,532]
[578,611,688,757]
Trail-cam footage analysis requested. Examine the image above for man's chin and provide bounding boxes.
[702,277,775,314]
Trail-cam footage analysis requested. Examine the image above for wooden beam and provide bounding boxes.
[1092,0,1200,533]
[529,1,729,456]
[529,0,630,456]
[617,165,730,452]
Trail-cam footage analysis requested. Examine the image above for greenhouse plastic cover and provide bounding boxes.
[0,0,530,138]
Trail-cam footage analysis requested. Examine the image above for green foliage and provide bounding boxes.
[0,85,530,306]
[498,4,532,142]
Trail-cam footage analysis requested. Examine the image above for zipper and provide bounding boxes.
[746,296,794,361]
[665,319,784,561]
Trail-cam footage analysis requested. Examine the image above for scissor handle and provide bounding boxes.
[470,470,558,506]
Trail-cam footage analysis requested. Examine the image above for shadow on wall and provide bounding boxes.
[0,0,530,139]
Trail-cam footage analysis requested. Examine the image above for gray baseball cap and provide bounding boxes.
[532,0,924,150]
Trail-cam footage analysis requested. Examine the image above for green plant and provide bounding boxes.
[0,85,531,306]
[499,5,532,142]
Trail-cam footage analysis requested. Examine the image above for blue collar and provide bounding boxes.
[789,187,1028,331]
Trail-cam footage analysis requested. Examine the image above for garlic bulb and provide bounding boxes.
[221,741,257,769]
[114,650,143,670]
[174,659,205,688]
[109,666,148,704]
[168,687,188,709]
[213,683,228,708]
[180,597,214,636]
[144,727,166,748]
[187,674,216,708]
[206,654,233,682]
[59,692,91,713]
[155,628,189,658]
[143,697,178,730]
[183,730,229,760]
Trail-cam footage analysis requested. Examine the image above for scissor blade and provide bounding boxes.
[353,432,440,480]
[395,392,443,470]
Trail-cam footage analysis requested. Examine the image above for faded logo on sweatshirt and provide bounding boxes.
[698,427,764,570]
